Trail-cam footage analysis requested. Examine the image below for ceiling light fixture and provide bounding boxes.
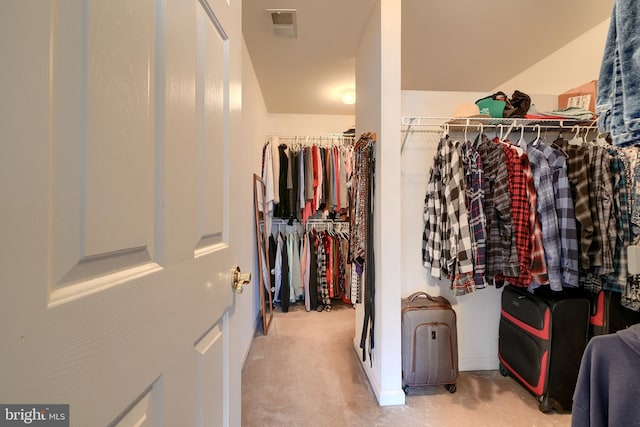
[341,89,356,105]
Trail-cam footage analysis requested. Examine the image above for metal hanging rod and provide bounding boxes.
[305,218,350,233]
[400,116,598,152]
[265,134,355,148]
[266,134,354,140]
[401,116,595,128]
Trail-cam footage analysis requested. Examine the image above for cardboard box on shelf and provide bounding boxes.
[558,80,597,113]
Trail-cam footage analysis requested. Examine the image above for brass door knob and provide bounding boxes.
[231,266,252,294]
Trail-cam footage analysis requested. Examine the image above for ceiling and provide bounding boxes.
[243,1,613,115]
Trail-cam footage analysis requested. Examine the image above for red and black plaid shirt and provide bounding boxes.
[495,141,532,287]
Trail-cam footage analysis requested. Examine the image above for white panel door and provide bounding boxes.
[0,0,242,425]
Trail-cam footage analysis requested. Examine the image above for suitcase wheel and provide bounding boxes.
[538,400,553,414]
[499,363,509,377]
[444,384,456,393]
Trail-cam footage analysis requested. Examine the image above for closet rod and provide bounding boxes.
[401,116,596,128]
[400,116,597,152]
[266,134,354,140]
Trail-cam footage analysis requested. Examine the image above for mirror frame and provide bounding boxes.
[253,174,274,335]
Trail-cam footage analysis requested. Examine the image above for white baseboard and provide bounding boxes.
[240,312,262,370]
[460,357,500,372]
[352,338,406,406]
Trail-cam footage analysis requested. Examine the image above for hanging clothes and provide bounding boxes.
[260,134,373,319]
[349,133,376,363]
[526,138,563,290]
[271,136,281,206]
[287,231,302,301]
[530,138,580,288]
[262,136,354,223]
[413,118,640,320]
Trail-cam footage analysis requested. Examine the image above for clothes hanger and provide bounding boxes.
[568,125,583,145]
[507,124,525,153]
[442,122,450,138]
[585,121,601,144]
[530,124,542,147]
[503,122,515,141]
[495,124,504,141]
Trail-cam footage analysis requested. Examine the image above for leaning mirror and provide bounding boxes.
[253,174,274,335]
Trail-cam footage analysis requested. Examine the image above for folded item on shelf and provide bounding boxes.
[537,107,595,121]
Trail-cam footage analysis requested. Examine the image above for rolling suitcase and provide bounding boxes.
[498,285,589,413]
[588,289,640,337]
[401,291,458,393]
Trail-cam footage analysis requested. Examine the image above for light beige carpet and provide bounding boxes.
[242,302,572,427]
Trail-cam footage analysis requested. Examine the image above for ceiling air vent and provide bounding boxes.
[267,9,297,38]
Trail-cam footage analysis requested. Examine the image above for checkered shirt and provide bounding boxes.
[478,137,518,281]
[536,142,580,287]
[496,142,532,287]
[521,155,549,285]
[605,148,631,293]
[554,140,594,271]
[461,136,487,289]
[527,146,562,291]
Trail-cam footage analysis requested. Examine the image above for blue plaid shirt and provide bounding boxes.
[527,146,563,291]
[533,141,580,288]
[462,136,487,289]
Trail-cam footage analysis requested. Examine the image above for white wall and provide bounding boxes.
[402,91,558,118]
[234,40,268,383]
[495,18,609,96]
[266,113,354,135]
[355,0,404,406]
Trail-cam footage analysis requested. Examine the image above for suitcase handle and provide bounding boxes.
[408,291,438,303]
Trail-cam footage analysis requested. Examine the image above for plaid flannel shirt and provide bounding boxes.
[497,142,532,287]
[588,145,615,276]
[423,137,446,278]
[521,155,549,285]
[555,140,594,271]
[478,137,518,281]
[462,136,487,289]
[445,139,475,294]
[536,142,580,287]
[423,137,475,294]
[606,148,631,293]
[527,146,563,291]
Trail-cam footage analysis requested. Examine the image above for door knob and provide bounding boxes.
[231,266,252,294]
